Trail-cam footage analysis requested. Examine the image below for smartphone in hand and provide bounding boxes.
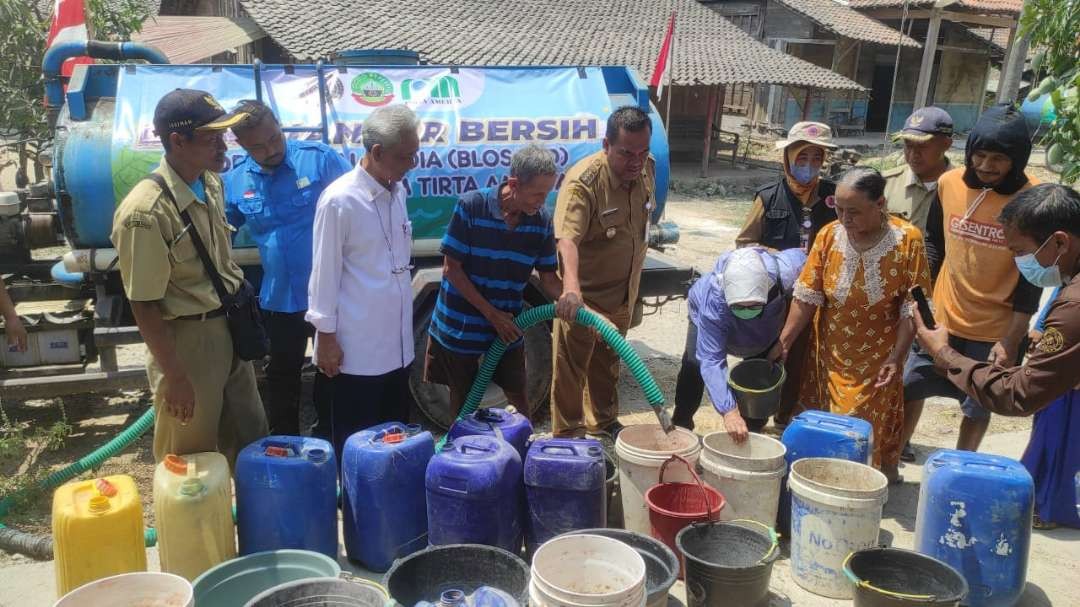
[911,286,936,330]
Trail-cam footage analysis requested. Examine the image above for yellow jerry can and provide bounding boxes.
[153,452,236,580]
[52,474,147,596]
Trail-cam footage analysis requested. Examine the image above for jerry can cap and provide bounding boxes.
[164,454,189,475]
[95,478,117,497]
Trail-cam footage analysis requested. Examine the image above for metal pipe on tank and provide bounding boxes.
[43,41,169,109]
[63,247,265,273]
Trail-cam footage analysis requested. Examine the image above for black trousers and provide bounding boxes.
[263,310,315,436]
[672,320,767,432]
[319,365,412,463]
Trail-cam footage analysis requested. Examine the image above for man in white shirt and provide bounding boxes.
[306,104,420,458]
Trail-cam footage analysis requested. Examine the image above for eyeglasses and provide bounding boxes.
[392,263,415,275]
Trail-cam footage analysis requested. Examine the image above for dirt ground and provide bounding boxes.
[1,188,1077,605]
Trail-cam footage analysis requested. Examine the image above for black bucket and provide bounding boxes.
[383,544,529,606]
[604,452,624,528]
[557,528,678,607]
[676,521,779,607]
[843,547,968,607]
[727,359,786,420]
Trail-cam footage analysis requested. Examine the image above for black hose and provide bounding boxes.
[0,525,53,561]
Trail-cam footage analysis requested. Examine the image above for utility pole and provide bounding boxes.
[998,18,1031,104]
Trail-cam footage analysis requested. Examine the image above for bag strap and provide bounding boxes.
[144,173,230,302]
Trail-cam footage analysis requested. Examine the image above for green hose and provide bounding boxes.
[435,304,671,451]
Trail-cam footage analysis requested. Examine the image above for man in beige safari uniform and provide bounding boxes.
[112,89,268,466]
[552,106,655,438]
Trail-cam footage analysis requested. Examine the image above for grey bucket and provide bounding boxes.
[843,548,968,607]
[676,520,779,607]
[727,359,786,420]
[556,528,678,607]
[383,544,529,607]
[245,577,390,607]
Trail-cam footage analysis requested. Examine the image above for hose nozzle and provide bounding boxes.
[655,407,675,434]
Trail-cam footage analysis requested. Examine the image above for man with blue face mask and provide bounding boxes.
[915,183,1080,415]
[672,247,807,439]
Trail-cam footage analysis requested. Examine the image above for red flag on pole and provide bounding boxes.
[46,0,93,80]
[650,11,676,100]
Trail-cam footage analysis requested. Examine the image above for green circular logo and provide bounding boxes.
[351,72,395,107]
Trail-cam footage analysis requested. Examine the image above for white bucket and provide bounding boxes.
[788,457,888,599]
[614,425,702,535]
[54,572,193,607]
[699,432,787,527]
[530,534,647,607]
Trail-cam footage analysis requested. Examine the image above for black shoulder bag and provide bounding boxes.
[146,173,270,361]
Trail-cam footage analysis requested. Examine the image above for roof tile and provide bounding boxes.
[238,0,866,90]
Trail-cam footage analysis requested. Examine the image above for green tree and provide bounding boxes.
[0,0,150,174]
[1022,0,1080,183]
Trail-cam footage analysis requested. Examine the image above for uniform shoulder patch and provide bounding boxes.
[122,210,154,230]
[578,158,604,187]
[881,165,906,178]
[1036,327,1065,354]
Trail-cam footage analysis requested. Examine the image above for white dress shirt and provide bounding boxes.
[306,164,414,376]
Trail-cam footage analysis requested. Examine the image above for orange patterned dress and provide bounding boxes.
[793,217,930,469]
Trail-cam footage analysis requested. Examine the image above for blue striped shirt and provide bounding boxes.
[431,186,558,354]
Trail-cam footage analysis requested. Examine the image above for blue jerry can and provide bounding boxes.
[342,422,433,572]
[235,436,338,559]
[915,449,1033,607]
[524,437,606,554]
[426,434,524,553]
[447,407,533,462]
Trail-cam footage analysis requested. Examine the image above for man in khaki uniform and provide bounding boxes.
[552,106,655,438]
[112,89,268,466]
[883,106,954,232]
[883,107,953,462]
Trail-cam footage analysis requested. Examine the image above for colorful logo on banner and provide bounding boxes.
[351,72,395,106]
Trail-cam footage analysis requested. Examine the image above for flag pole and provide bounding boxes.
[664,11,674,129]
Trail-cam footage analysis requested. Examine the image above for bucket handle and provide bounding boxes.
[730,519,780,562]
[339,571,392,603]
[841,551,937,601]
[659,454,720,520]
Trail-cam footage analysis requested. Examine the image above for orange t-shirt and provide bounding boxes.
[933,168,1039,341]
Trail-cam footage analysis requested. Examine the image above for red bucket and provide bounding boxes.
[645,454,725,579]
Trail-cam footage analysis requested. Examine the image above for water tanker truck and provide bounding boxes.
[0,42,692,427]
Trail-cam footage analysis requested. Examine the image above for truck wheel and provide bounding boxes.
[409,302,552,429]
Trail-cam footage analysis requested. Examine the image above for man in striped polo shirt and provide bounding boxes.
[425,144,564,418]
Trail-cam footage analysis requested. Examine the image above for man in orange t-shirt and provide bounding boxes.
[901,105,1041,453]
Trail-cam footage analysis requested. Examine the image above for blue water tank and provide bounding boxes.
[778,411,874,531]
[524,438,606,554]
[342,422,433,572]
[915,449,1033,607]
[235,436,338,558]
[426,435,523,553]
[447,407,533,462]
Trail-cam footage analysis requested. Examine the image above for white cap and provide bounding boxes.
[722,249,771,306]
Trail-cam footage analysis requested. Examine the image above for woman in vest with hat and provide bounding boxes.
[734,122,839,427]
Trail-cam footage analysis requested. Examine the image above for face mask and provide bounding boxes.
[1014,236,1063,287]
[731,305,764,320]
[791,164,817,185]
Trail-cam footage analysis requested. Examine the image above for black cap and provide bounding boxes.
[153,89,247,139]
[893,106,954,142]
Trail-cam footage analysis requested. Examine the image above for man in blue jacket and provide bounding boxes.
[224,99,352,436]
[672,247,807,439]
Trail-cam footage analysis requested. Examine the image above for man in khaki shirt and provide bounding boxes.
[883,106,954,232]
[883,107,953,463]
[111,89,268,466]
[552,106,655,437]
